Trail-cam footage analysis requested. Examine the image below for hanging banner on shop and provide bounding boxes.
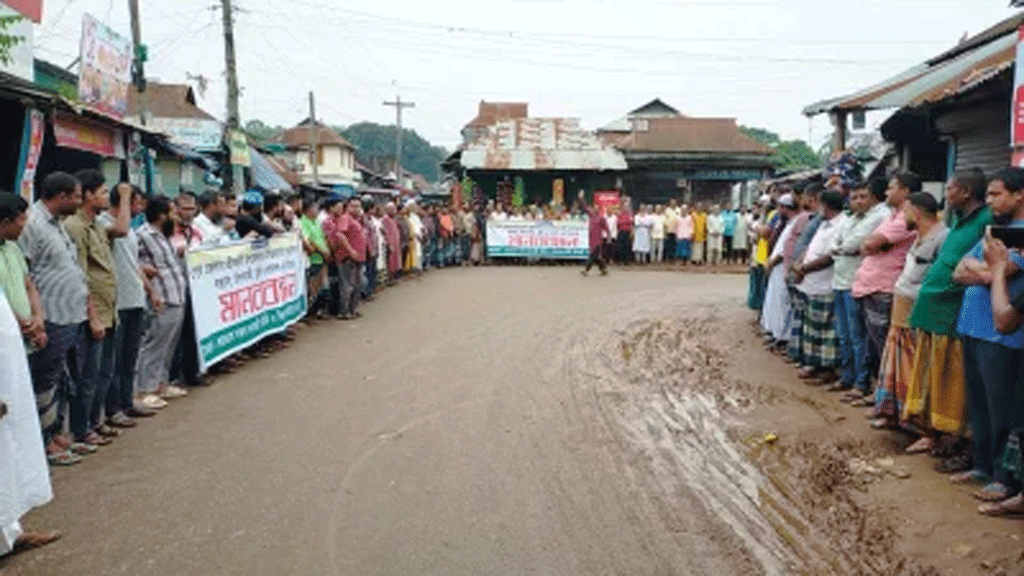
[78,13,132,118]
[486,220,589,260]
[228,129,250,166]
[1014,25,1024,146]
[53,112,121,157]
[15,108,44,202]
[185,234,308,372]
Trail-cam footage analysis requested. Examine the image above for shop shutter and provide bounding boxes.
[954,127,1010,176]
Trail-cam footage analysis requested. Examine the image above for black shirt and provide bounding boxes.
[235,213,276,238]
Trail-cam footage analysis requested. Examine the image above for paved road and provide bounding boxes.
[13,267,768,576]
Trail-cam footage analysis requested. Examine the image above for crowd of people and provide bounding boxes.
[0,170,473,556]
[747,167,1024,517]
[492,198,756,272]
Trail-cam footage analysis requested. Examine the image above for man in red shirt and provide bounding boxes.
[616,197,633,265]
[582,204,611,276]
[323,197,366,320]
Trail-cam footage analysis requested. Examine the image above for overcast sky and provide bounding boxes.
[31,0,1020,151]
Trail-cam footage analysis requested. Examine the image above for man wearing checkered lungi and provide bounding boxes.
[792,192,846,381]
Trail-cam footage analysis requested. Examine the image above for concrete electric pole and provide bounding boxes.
[309,91,319,187]
[383,95,415,186]
[221,0,244,195]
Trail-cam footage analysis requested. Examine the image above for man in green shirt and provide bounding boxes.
[0,193,46,352]
[298,197,331,318]
[901,168,991,466]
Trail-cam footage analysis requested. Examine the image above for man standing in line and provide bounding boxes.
[299,196,331,318]
[581,203,610,276]
[324,198,366,320]
[19,172,92,464]
[706,205,724,266]
[193,190,227,246]
[97,184,157,427]
[842,173,919,404]
[828,180,890,393]
[0,284,61,555]
[664,199,680,262]
[382,202,401,282]
[64,169,128,447]
[616,198,633,265]
[721,204,738,264]
[900,169,990,466]
[676,204,694,264]
[691,202,708,265]
[950,168,1024,506]
[135,196,188,409]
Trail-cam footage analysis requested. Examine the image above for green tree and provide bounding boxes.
[245,119,283,143]
[0,14,25,66]
[339,122,448,181]
[740,125,820,172]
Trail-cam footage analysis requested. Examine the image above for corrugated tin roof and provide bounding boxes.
[598,98,686,133]
[622,117,774,155]
[461,117,627,171]
[804,18,1017,116]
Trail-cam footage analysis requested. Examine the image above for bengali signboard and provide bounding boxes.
[148,117,223,151]
[53,112,122,157]
[15,108,44,202]
[78,13,132,118]
[486,220,589,260]
[185,234,308,372]
[593,190,620,213]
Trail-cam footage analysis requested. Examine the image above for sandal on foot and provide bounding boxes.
[825,383,852,393]
[13,530,62,552]
[975,482,1014,502]
[69,442,98,455]
[869,418,895,430]
[47,451,82,466]
[905,437,935,454]
[950,469,989,485]
[850,397,875,408]
[978,494,1024,517]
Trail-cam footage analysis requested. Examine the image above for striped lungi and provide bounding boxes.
[873,295,916,421]
[28,322,83,444]
[787,288,808,363]
[800,292,838,368]
[903,331,967,435]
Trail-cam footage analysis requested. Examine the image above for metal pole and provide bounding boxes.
[221,0,244,195]
[383,95,415,187]
[309,91,319,187]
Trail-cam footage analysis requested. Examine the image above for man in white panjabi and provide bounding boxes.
[0,289,61,556]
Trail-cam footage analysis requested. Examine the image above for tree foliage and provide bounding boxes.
[0,14,25,66]
[739,125,820,173]
[339,122,448,182]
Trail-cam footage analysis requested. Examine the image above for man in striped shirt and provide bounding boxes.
[135,196,188,409]
[18,172,90,465]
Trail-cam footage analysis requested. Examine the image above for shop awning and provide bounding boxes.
[803,20,1017,116]
[249,147,293,193]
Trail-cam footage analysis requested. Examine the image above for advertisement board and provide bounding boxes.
[148,117,223,151]
[15,108,44,202]
[78,13,132,118]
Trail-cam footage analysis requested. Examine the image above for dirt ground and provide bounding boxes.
[3,266,1023,575]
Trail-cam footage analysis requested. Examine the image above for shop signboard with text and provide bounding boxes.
[185,234,308,372]
[1013,26,1024,149]
[78,13,132,118]
[593,190,621,213]
[148,117,223,151]
[53,112,122,157]
[486,220,589,260]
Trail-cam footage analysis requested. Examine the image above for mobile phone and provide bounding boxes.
[990,225,1024,249]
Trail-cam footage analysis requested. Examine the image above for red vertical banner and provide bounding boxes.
[1012,26,1024,148]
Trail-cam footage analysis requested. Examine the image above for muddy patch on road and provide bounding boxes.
[593,313,942,576]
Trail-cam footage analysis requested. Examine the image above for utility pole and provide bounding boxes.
[308,91,319,187]
[127,0,152,193]
[221,0,244,195]
[383,95,414,186]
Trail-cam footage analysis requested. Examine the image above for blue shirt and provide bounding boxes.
[957,220,1024,349]
[722,211,738,236]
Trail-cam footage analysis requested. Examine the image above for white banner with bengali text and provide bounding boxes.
[486,220,589,260]
[185,234,307,372]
